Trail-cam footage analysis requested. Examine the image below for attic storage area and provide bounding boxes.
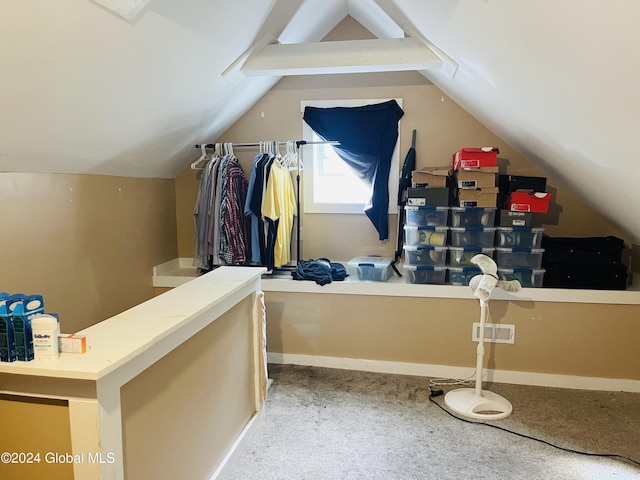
[165,13,640,389]
[173,14,637,287]
[2,1,640,479]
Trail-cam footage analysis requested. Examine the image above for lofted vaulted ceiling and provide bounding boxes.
[1,0,639,242]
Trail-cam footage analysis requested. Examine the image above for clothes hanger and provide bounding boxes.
[275,141,285,166]
[190,144,209,170]
[286,140,299,170]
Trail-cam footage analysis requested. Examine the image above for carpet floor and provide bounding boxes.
[228,364,640,480]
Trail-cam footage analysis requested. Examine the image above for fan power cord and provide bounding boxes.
[427,388,640,469]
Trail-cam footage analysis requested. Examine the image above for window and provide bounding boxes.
[301,99,402,214]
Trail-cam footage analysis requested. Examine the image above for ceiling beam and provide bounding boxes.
[369,0,458,79]
[89,0,150,21]
[240,37,442,76]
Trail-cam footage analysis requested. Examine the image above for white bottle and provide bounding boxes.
[31,314,60,361]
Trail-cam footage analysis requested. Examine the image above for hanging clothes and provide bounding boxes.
[219,154,251,265]
[262,159,296,268]
[245,153,270,264]
[261,155,278,271]
[192,145,251,270]
[193,157,216,270]
[206,154,222,260]
[194,140,305,271]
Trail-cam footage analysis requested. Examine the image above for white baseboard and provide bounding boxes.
[210,409,264,480]
[267,352,640,393]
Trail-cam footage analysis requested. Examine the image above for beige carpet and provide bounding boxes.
[228,364,640,480]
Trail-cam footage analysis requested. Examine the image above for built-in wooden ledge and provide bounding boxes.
[154,258,640,305]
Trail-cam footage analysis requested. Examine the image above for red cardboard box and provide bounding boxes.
[507,191,552,213]
[453,147,499,170]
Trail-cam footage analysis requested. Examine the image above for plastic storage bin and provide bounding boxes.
[404,206,449,227]
[403,246,447,267]
[494,248,545,268]
[497,268,546,288]
[347,256,393,282]
[448,266,482,286]
[403,265,447,285]
[495,227,544,248]
[449,227,496,248]
[404,226,448,247]
[448,247,495,267]
[449,207,497,227]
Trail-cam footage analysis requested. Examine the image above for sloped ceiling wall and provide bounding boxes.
[0,0,283,177]
[1,0,639,242]
[397,0,640,243]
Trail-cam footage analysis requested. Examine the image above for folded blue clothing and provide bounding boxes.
[292,259,348,285]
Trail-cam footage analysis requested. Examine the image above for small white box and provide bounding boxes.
[58,334,87,354]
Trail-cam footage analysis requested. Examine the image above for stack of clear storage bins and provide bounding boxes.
[494,227,546,287]
[447,207,497,286]
[403,206,449,284]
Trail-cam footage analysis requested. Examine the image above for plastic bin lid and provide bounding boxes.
[448,246,494,252]
[496,227,544,232]
[403,245,447,251]
[450,207,497,211]
[449,226,497,231]
[405,205,449,210]
[404,225,448,231]
[348,256,393,267]
[447,266,483,272]
[403,264,446,271]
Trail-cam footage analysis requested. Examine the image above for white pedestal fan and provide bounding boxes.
[444,254,521,420]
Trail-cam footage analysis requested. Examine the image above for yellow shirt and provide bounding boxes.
[262,161,296,267]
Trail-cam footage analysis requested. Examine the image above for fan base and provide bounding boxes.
[444,388,513,420]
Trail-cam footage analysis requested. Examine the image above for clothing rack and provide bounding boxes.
[195,140,338,150]
[193,139,340,269]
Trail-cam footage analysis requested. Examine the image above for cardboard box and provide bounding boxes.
[458,187,498,208]
[411,167,451,188]
[507,191,552,213]
[59,334,87,354]
[10,295,44,362]
[407,187,450,207]
[498,175,547,193]
[456,166,498,189]
[453,147,499,170]
[0,293,17,362]
[498,209,533,227]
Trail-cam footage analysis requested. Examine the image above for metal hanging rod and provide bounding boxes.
[195,140,340,149]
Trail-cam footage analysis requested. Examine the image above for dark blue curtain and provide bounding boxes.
[303,100,404,240]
